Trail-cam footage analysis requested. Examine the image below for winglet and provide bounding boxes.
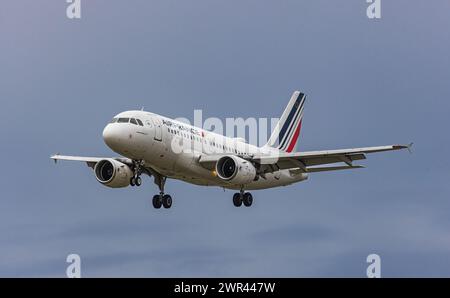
[393,143,413,153]
[51,153,60,164]
[407,142,414,154]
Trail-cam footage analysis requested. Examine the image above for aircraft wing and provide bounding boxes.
[50,154,132,168]
[254,144,411,173]
[199,144,411,173]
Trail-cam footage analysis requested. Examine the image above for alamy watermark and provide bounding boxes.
[65,1,382,22]
[366,0,381,19]
[66,0,81,19]
[164,110,281,156]
[66,253,81,278]
[366,254,381,278]
[64,253,381,277]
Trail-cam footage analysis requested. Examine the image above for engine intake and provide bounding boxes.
[94,159,133,188]
[216,155,257,185]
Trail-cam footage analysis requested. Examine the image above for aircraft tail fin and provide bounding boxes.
[265,91,306,153]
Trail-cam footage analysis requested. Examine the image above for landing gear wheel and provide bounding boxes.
[130,177,136,186]
[233,193,243,207]
[135,176,142,186]
[243,192,253,207]
[162,194,172,209]
[152,195,162,209]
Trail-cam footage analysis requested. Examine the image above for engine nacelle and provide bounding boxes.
[216,155,257,185]
[94,159,133,188]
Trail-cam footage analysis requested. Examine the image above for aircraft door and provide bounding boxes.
[152,118,162,141]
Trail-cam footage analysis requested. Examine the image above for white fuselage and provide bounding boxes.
[102,110,308,190]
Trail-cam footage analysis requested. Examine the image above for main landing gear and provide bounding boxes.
[151,174,173,209]
[152,194,172,209]
[232,190,253,207]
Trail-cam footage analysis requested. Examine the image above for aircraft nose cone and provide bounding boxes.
[103,124,119,148]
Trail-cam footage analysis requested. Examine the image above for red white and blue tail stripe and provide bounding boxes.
[265,91,306,153]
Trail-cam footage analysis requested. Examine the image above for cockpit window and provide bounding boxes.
[130,118,138,125]
[110,118,118,123]
[117,118,130,123]
[136,119,143,126]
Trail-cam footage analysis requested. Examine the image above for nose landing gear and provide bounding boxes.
[129,160,144,187]
[130,175,142,187]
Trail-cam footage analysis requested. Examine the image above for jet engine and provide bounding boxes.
[216,155,257,185]
[94,159,133,188]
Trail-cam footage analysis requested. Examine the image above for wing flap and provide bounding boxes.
[301,153,366,167]
[304,165,365,173]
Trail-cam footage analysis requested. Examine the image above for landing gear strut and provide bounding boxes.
[232,189,253,207]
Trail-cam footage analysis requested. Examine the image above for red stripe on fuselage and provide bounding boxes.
[286,120,302,153]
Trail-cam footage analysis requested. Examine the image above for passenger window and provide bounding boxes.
[118,118,129,123]
[136,119,143,126]
[130,118,138,125]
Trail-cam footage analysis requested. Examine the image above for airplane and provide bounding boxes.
[51,91,411,209]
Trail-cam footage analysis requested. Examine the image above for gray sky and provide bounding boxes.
[1,0,449,277]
